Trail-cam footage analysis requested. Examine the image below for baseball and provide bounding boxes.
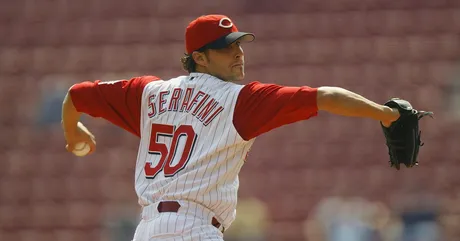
[73,142,90,156]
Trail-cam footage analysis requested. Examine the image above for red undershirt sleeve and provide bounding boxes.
[68,75,161,137]
[233,81,319,141]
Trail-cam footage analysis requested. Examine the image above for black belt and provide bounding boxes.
[157,201,224,232]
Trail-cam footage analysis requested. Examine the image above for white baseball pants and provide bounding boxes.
[132,201,224,241]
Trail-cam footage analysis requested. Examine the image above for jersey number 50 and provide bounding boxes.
[145,124,197,179]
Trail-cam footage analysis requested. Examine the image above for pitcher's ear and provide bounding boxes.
[192,51,208,67]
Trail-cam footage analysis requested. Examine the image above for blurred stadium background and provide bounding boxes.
[1,0,460,240]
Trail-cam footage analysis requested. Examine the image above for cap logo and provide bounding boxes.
[218,18,233,29]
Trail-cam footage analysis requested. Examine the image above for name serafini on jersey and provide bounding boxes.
[147,87,224,126]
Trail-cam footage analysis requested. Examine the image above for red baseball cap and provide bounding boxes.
[185,14,255,54]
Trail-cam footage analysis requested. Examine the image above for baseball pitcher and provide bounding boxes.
[61,14,431,241]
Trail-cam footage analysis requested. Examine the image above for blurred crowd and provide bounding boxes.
[1,0,460,240]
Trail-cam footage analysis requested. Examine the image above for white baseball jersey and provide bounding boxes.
[136,73,254,228]
[69,72,318,231]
